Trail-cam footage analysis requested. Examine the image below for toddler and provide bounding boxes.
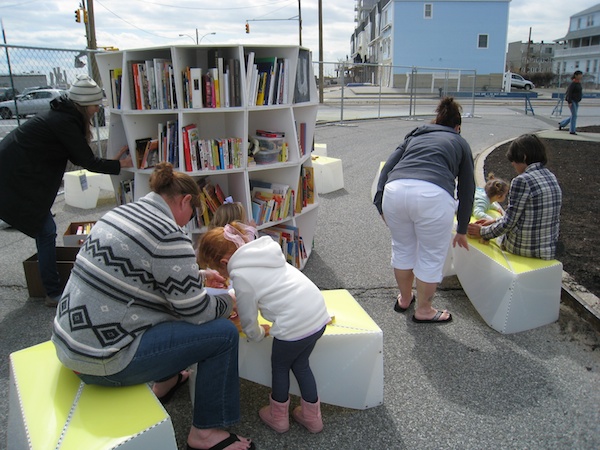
[198,221,330,434]
[473,174,509,221]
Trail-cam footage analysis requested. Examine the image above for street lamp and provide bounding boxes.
[199,32,216,44]
[179,30,216,45]
[179,33,196,44]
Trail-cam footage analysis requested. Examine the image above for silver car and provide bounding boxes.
[510,73,535,90]
[0,89,66,119]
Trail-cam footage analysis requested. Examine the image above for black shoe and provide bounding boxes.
[570,132,577,135]
[558,123,563,130]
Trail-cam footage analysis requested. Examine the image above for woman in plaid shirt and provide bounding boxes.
[467,134,562,260]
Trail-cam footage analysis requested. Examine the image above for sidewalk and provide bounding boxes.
[1,104,599,450]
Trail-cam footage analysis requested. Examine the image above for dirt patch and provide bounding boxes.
[483,126,600,299]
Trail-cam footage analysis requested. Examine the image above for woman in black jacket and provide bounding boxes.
[0,74,132,306]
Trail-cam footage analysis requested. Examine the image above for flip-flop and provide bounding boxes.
[394,294,415,313]
[412,310,452,324]
[187,432,256,450]
[158,371,189,404]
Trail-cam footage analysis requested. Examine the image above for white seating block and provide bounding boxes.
[189,289,383,410]
[453,238,562,334]
[63,170,114,209]
[9,341,177,450]
[312,155,344,194]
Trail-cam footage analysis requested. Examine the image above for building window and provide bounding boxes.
[594,60,598,73]
[586,60,591,72]
[575,61,580,69]
[424,4,432,19]
[478,34,489,49]
[587,15,594,27]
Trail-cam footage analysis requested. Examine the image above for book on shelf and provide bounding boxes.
[144,60,157,109]
[245,51,255,103]
[294,49,311,103]
[297,122,307,156]
[255,57,277,106]
[118,178,135,205]
[135,137,151,168]
[189,67,203,108]
[109,68,122,108]
[140,139,159,169]
[182,123,196,171]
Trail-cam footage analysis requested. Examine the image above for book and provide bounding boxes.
[294,49,311,103]
[245,51,255,101]
[255,57,277,105]
[140,139,159,169]
[182,123,196,171]
[190,67,203,108]
[135,137,151,169]
[144,60,157,109]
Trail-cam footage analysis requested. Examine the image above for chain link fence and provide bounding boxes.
[0,44,108,160]
[314,61,480,122]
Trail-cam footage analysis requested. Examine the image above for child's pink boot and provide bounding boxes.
[292,398,323,433]
[259,396,290,433]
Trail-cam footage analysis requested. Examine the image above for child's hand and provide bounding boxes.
[202,269,227,288]
[261,324,271,336]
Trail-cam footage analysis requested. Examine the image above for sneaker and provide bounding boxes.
[558,123,563,130]
[44,295,60,307]
[570,132,577,135]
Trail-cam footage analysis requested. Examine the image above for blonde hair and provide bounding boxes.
[484,172,509,198]
[197,221,247,269]
[210,202,247,228]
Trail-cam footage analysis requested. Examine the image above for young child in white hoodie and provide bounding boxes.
[198,221,330,434]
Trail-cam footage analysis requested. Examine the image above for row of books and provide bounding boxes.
[127,59,177,110]
[260,224,307,269]
[181,58,242,109]
[190,178,228,229]
[182,124,243,172]
[245,52,290,107]
[134,121,179,170]
[250,180,295,226]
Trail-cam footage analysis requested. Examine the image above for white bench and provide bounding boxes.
[452,237,562,334]
[312,155,344,194]
[63,169,114,209]
[190,289,384,410]
[8,341,177,450]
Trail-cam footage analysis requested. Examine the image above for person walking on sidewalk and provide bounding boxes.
[0,75,132,307]
[559,70,583,135]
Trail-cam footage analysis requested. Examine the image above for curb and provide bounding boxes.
[474,135,600,332]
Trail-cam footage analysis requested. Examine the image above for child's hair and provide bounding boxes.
[210,202,247,228]
[506,134,548,165]
[484,172,509,199]
[198,221,254,269]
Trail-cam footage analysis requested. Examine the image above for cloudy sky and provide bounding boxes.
[0,0,596,63]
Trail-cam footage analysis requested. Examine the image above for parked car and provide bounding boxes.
[510,73,535,90]
[0,87,20,101]
[20,85,53,96]
[0,89,66,119]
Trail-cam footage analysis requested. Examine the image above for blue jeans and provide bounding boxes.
[35,212,61,298]
[77,319,241,429]
[270,325,326,403]
[559,101,579,133]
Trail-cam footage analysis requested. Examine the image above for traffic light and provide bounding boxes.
[83,10,89,23]
[74,9,81,23]
[245,22,250,34]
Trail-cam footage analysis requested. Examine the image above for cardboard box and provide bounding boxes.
[22,247,79,298]
[63,221,96,247]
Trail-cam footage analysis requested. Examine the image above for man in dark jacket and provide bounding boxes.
[558,70,583,135]
[0,75,132,306]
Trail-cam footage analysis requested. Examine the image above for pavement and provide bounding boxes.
[1,98,599,450]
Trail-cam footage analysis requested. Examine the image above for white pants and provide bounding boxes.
[382,179,456,283]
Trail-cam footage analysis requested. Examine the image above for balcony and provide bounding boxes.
[555,44,600,58]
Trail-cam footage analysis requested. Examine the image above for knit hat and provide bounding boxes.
[68,74,103,106]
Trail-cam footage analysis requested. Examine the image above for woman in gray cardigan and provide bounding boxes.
[52,163,256,450]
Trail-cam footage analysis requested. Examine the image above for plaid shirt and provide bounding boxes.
[481,163,562,260]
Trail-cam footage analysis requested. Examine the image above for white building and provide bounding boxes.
[554,3,600,86]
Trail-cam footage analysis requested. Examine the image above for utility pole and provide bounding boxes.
[525,27,532,74]
[298,0,302,46]
[318,0,323,103]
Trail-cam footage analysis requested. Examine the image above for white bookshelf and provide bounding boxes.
[97,45,319,269]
